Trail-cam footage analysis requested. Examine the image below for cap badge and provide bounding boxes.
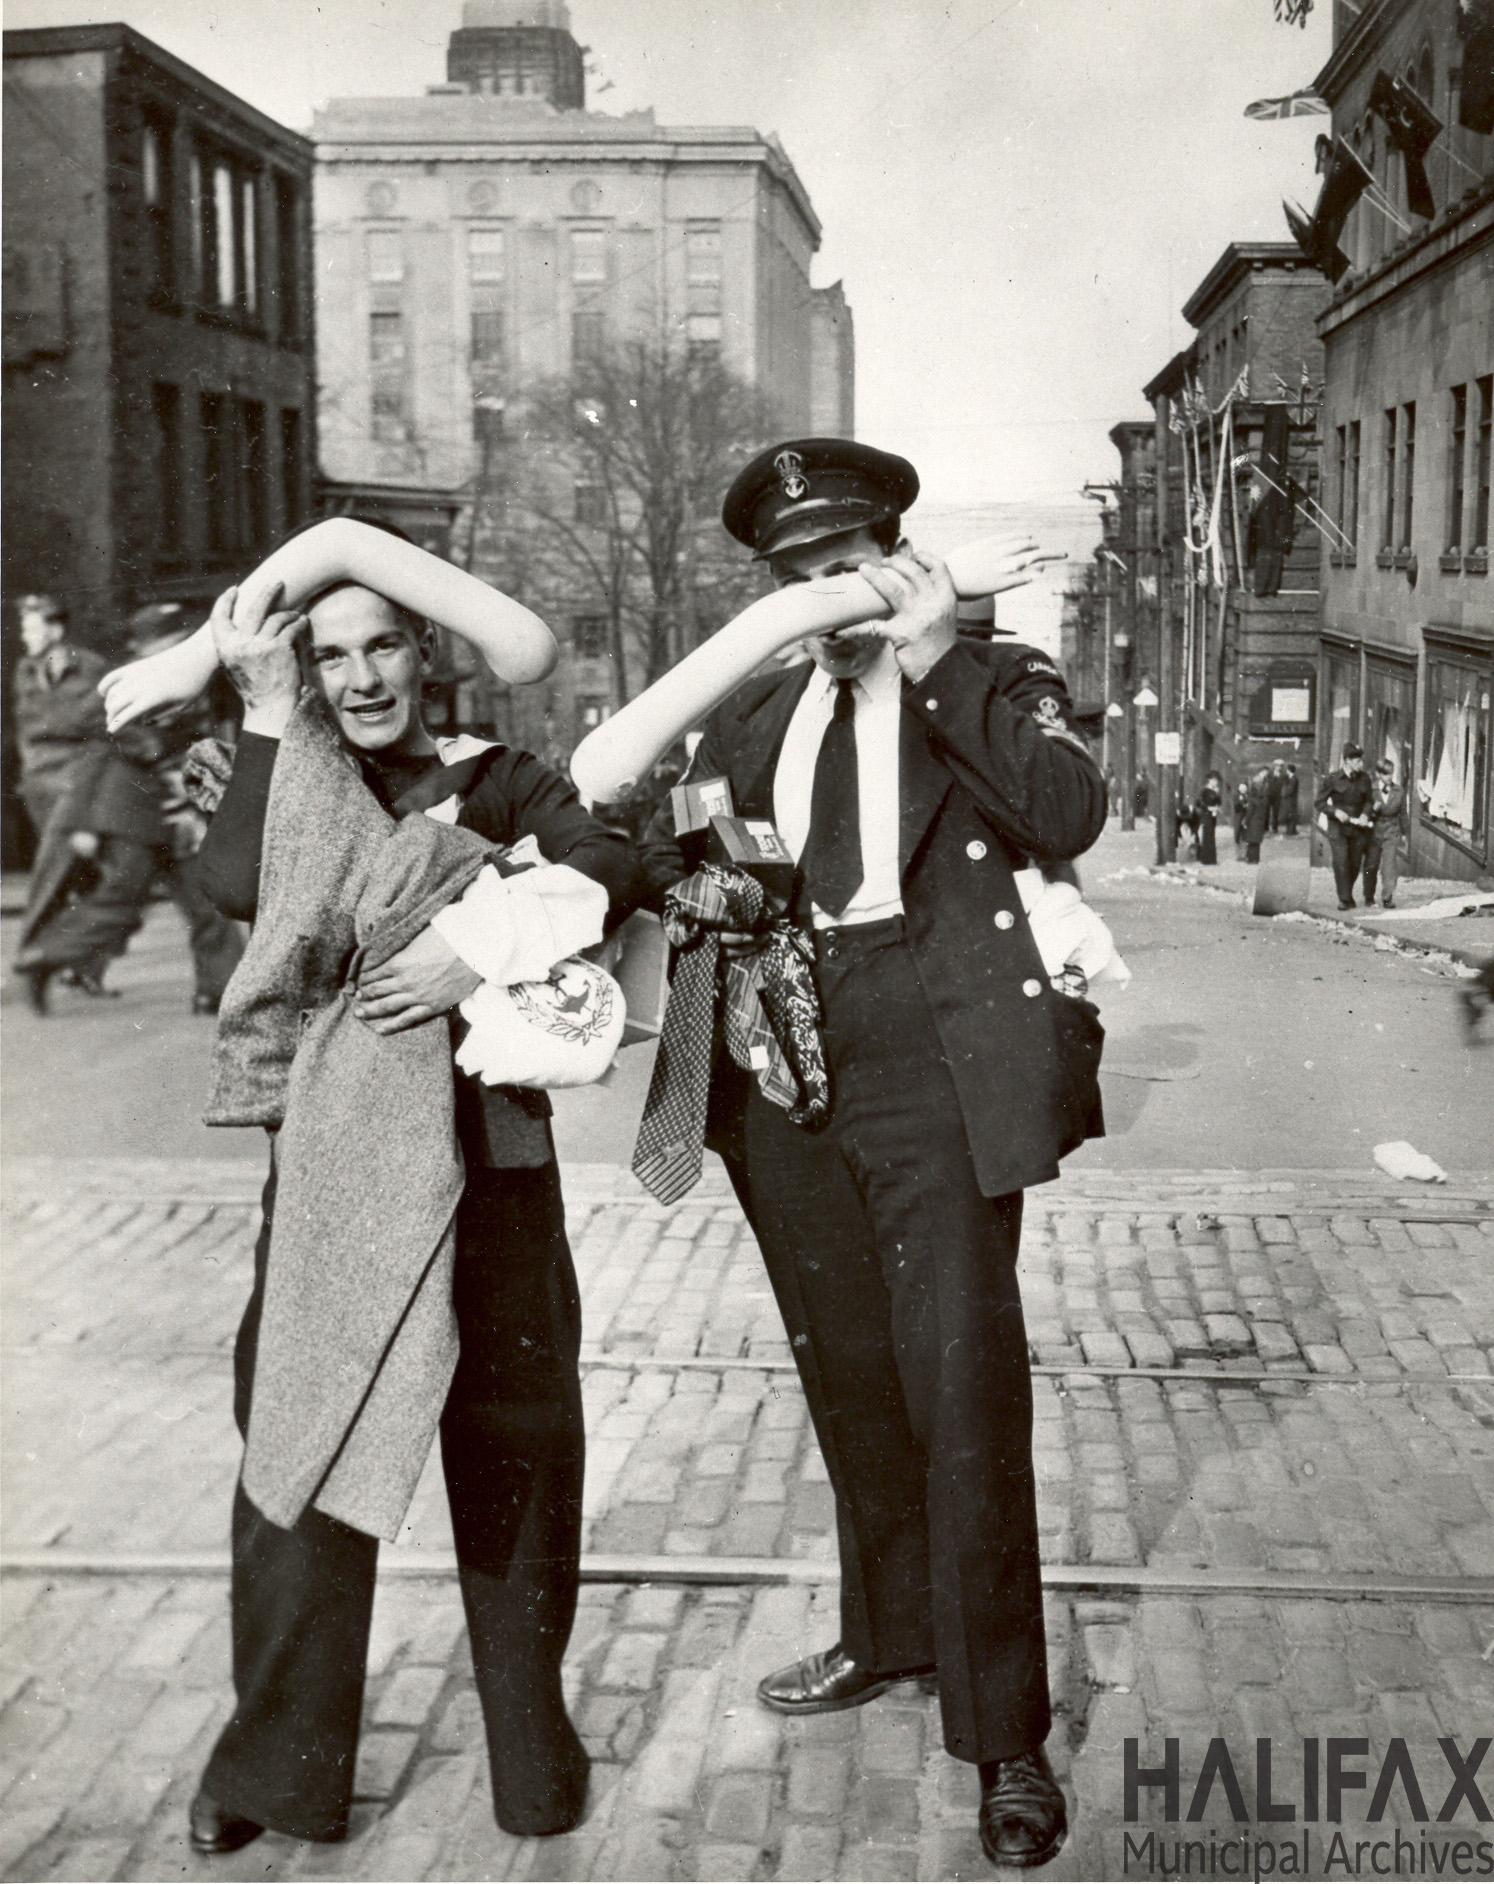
[773,449,808,501]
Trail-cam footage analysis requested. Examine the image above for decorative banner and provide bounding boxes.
[1368,70,1442,220]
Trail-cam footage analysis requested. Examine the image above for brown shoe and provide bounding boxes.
[757,1643,934,1715]
[978,1746,1068,1869]
[188,1788,264,1855]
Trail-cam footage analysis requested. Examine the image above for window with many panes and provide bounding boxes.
[188,144,259,319]
[1450,386,1468,550]
[574,480,607,527]
[151,382,182,563]
[1400,401,1416,547]
[140,113,173,300]
[369,310,408,440]
[1475,377,1492,553]
[468,228,506,394]
[1382,408,1397,548]
[572,615,608,659]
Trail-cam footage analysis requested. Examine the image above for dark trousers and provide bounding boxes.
[202,1151,588,1842]
[165,850,244,1003]
[737,922,1049,1767]
[1363,829,1400,906]
[1326,823,1370,905]
[1198,811,1217,865]
[16,833,156,975]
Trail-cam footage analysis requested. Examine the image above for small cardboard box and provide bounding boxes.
[670,774,735,835]
[706,813,798,900]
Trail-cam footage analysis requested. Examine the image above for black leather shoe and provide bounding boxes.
[756,1644,935,1715]
[189,1789,264,1855]
[979,1747,1068,1869]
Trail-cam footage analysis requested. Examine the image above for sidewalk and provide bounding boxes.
[3,1158,1492,1882]
[1090,823,1494,971]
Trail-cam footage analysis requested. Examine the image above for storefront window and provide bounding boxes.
[1365,659,1414,785]
[1324,648,1360,771]
[1418,654,1491,854]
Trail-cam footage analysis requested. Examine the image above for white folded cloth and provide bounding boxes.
[1013,867,1131,989]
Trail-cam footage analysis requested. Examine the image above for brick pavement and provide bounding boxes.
[3,1162,1493,1880]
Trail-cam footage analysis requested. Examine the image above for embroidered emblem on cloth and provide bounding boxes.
[510,962,616,1045]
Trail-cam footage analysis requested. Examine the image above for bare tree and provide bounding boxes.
[465,337,777,711]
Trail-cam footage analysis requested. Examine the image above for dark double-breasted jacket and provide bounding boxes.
[643,634,1109,1199]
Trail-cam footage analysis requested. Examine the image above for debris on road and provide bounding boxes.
[1374,1140,1449,1183]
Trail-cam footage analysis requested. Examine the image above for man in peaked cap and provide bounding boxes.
[644,438,1106,1868]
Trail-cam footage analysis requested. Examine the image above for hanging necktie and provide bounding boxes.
[798,679,862,919]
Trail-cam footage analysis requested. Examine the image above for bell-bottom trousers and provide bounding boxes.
[737,921,1050,1766]
[201,1150,588,1841]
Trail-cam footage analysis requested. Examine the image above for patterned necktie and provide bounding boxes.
[799,679,862,919]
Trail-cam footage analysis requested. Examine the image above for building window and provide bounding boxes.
[1323,646,1360,772]
[201,391,234,554]
[575,693,610,738]
[367,230,404,283]
[1419,654,1490,853]
[188,151,205,299]
[274,174,302,343]
[1364,658,1415,791]
[280,407,304,529]
[470,309,505,364]
[141,115,173,299]
[687,313,722,355]
[1345,420,1360,549]
[1450,385,1468,550]
[1400,401,1415,548]
[242,399,268,553]
[473,398,505,449]
[570,229,607,285]
[151,382,182,563]
[1382,407,1397,549]
[468,228,505,282]
[572,615,608,659]
[369,310,408,441]
[572,307,606,363]
[1475,376,1492,551]
[574,480,607,527]
[241,176,258,315]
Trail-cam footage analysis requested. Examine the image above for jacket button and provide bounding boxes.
[1022,978,1042,997]
[925,698,938,711]
[994,909,1015,929]
[967,840,987,860]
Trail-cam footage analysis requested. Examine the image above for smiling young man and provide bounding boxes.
[642,439,1106,1869]
[188,567,635,1855]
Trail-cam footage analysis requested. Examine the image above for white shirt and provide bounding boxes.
[773,645,904,928]
[422,735,608,984]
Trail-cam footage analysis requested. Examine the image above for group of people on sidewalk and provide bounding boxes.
[78,438,1105,1872]
[10,592,243,1014]
[1314,743,1405,910]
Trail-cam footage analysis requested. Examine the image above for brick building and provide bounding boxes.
[2,22,315,866]
[1141,246,1330,851]
[2,25,315,637]
[1312,0,1494,882]
[312,0,853,758]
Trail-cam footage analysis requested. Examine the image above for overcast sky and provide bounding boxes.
[12,0,1333,513]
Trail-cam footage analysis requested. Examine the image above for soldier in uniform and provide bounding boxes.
[642,439,1106,1868]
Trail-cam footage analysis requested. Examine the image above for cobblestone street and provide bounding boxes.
[3,1159,1491,1881]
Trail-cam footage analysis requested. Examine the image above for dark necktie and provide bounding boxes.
[799,679,862,919]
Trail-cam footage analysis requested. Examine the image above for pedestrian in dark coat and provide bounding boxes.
[1243,767,1273,862]
[1233,778,1250,850]
[1314,743,1375,908]
[1198,771,1223,865]
[641,438,1103,1871]
[1282,762,1300,835]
